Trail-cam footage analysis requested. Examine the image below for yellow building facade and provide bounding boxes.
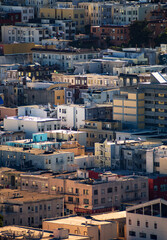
[113,87,145,129]
[78,2,103,25]
[79,119,122,147]
[40,8,85,32]
[54,89,65,105]
[0,43,35,55]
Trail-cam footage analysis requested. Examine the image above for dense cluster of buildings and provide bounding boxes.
[0,0,167,239]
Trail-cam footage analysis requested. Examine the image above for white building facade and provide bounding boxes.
[1,25,50,44]
[56,104,86,129]
[126,199,167,240]
[32,49,100,70]
[4,116,60,138]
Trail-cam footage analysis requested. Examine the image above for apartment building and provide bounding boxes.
[0,145,74,171]
[6,132,59,149]
[43,215,117,240]
[32,48,100,71]
[40,8,85,32]
[80,89,120,105]
[17,64,57,81]
[0,167,23,189]
[78,2,103,26]
[1,25,50,44]
[0,11,21,26]
[113,86,145,129]
[56,104,86,129]
[21,170,148,215]
[46,129,86,146]
[0,189,63,227]
[117,65,164,77]
[113,72,167,130]
[149,175,167,201]
[52,73,119,88]
[0,6,34,23]
[0,226,90,240]
[80,119,121,147]
[0,107,17,120]
[102,49,148,65]
[139,72,167,129]
[95,139,162,172]
[56,104,114,130]
[25,18,76,40]
[112,3,157,25]
[0,42,35,56]
[18,104,57,118]
[95,139,120,169]
[25,0,57,16]
[126,198,167,240]
[147,19,167,40]
[42,39,70,48]
[4,116,60,138]
[91,25,130,47]
[23,85,69,106]
[0,131,25,145]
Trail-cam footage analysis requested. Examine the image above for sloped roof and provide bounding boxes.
[151,72,167,84]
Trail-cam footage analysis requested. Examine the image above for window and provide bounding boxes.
[76,188,79,194]
[145,221,148,228]
[57,96,60,99]
[68,197,73,203]
[139,232,146,238]
[84,199,89,204]
[94,189,98,195]
[101,198,105,203]
[101,189,105,194]
[129,231,135,236]
[48,205,51,211]
[154,223,157,229]
[94,199,98,204]
[108,187,112,193]
[137,220,140,226]
[129,219,132,225]
[150,234,157,240]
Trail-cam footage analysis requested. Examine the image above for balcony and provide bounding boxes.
[81,125,97,129]
[64,192,79,196]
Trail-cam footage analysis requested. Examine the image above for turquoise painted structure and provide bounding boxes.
[6,132,61,150]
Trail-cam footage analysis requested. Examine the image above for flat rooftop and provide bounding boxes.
[46,130,85,134]
[6,116,60,122]
[0,145,72,156]
[0,189,62,204]
[44,216,109,226]
[31,48,100,54]
[0,226,89,240]
[92,211,126,221]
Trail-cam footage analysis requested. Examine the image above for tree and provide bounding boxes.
[129,21,152,47]
[155,29,167,46]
